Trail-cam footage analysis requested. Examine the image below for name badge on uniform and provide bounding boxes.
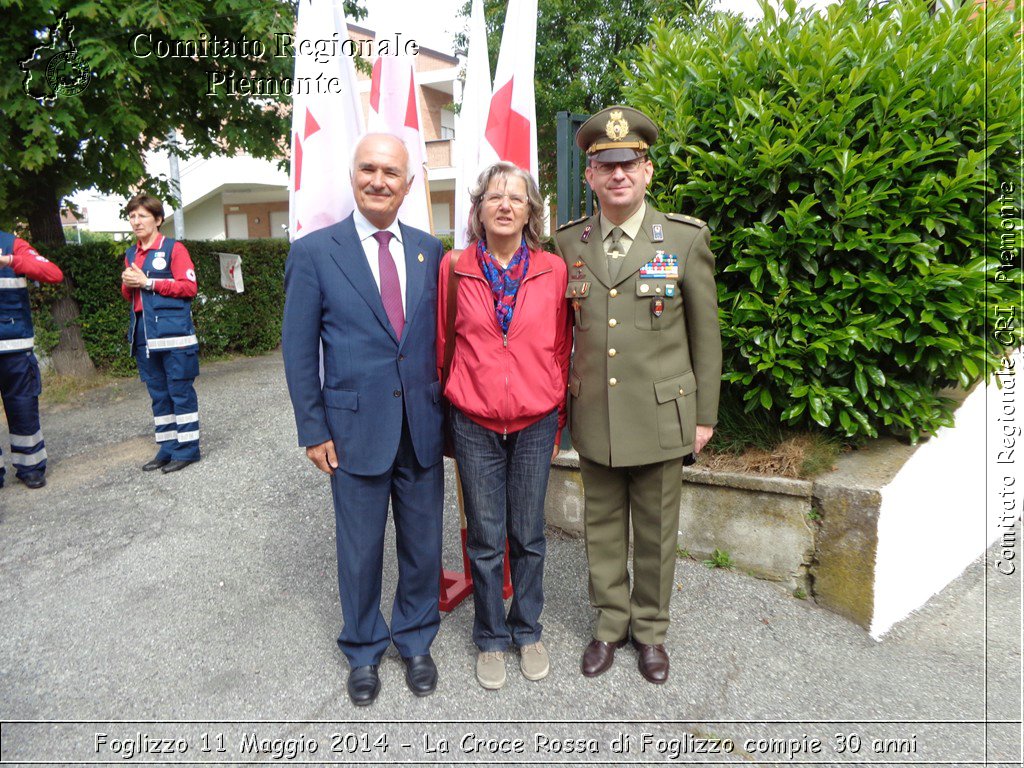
[152,255,167,270]
[652,224,664,242]
[639,251,679,279]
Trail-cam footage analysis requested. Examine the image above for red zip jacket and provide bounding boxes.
[437,244,572,444]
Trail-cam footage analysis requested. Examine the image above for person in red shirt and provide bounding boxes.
[120,194,201,473]
[437,162,572,690]
[0,231,64,489]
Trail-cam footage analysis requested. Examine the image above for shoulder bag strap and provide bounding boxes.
[440,250,462,391]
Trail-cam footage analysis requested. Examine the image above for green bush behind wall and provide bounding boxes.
[626,0,1021,442]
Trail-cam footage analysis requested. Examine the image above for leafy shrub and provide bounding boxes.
[626,0,1021,442]
[41,238,289,375]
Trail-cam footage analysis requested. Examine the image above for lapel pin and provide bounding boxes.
[417,253,424,262]
[574,260,584,268]
[652,224,664,242]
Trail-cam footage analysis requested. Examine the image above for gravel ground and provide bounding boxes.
[0,352,1020,767]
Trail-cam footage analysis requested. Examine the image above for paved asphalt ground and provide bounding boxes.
[1,352,1020,767]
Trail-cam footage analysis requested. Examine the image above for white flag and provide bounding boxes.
[288,0,365,241]
[454,0,492,249]
[217,253,244,293]
[480,0,538,184]
[366,15,431,233]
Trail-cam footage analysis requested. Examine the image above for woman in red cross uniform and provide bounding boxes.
[121,194,201,473]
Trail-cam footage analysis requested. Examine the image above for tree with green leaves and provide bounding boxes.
[0,0,366,245]
[628,0,1021,442]
[457,0,709,196]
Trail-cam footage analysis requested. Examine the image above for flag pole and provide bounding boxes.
[422,161,434,234]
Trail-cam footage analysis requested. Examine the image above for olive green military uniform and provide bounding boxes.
[555,107,722,646]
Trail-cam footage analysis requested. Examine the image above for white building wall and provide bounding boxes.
[160,197,227,241]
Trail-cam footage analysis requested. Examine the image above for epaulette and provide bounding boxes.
[556,216,590,232]
[665,212,707,228]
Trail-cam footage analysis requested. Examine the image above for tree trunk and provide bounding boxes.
[47,281,97,378]
[22,176,96,376]
[24,177,66,247]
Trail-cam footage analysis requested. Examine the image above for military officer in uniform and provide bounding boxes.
[554,106,722,684]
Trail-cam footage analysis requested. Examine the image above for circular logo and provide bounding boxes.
[152,257,167,270]
[45,51,91,97]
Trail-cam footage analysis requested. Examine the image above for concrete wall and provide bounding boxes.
[871,348,1024,637]
[545,355,1024,638]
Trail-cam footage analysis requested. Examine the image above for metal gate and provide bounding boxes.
[555,111,596,225]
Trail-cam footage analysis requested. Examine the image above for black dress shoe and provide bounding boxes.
[142,457,171,472]
[161,458,198,474]
[347,665,380,706]
[18,471,46,489]
[402,654,438,697]
[581,637,628,677]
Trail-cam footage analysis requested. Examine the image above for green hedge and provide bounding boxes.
[626,0,1021,442]
[37,239,288,376]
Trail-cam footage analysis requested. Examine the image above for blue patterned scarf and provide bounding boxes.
[476,238,529,334]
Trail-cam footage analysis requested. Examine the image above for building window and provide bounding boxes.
[440,109,455,140]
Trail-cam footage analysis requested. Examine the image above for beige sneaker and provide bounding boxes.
[519,641,550,681]
[476,651,506,690]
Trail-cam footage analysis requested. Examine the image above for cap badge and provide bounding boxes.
[605,110,629,141]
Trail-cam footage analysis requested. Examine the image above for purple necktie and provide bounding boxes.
[373,230,404,339]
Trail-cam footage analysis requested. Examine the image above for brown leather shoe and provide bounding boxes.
[581,638,627,677]
[632,639,670,684]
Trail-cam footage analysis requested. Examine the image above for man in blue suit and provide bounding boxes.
[282,133,445,706]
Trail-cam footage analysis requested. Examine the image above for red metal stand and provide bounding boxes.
[439,528,474,611]
[439,463,514,611]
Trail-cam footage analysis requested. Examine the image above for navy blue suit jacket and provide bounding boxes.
[282,215,444,476]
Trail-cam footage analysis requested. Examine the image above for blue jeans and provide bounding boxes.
[451,406,557,651]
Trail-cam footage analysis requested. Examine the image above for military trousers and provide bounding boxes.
[578,454,683,645]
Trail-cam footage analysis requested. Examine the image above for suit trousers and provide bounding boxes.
[578,455,683,645]
[330,413,444,667]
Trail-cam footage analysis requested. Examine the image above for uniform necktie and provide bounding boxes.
[607,226,626,282]
[373,231,404,339]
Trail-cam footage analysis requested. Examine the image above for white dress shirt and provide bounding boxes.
[352,209,408,311]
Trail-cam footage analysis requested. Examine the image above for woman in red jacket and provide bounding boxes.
[437,162,572,690]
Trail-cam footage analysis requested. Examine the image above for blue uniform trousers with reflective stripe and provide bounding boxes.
[0,350,46,485]
[133,317,200,462]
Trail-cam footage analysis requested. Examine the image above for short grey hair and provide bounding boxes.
[466,162,544,250]
[350,133,415,182]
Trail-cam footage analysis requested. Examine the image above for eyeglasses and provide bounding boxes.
[483,192,529,208]
[589,157,648,176]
